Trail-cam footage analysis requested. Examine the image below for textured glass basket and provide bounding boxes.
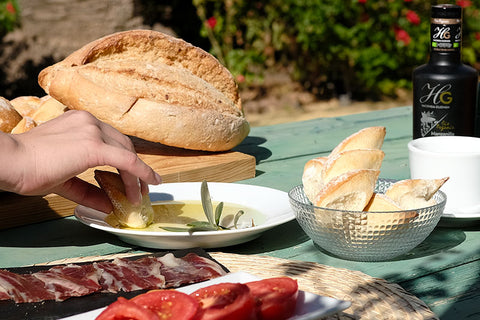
[288,179,447,261]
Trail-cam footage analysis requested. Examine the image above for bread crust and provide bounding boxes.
[0,97,22,133]
[38,30,250,151]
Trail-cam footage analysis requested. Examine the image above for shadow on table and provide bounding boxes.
[234,136,272,164]
[0,218,129,248]
[220,220,310,255]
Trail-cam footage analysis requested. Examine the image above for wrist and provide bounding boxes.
[0,132,24,193]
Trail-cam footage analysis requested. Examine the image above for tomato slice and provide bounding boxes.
[95,297,160,320]
[190,282,257,320]
[246,277,298,320]
[131,290,202,320]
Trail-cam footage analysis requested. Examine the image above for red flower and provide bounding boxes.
[395,27,411,45]
[475,32,480,41]
[206,17,217,29]
[456,0,472,7]
[358,0,367,3]
[404,0,412,2]
[236,74,245,83]
[406,10,421,25]
[5,2,15,14]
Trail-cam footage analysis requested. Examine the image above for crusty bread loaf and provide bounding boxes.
[385,178,448,210]
[0,97,22,133]
[313,169,380,211]
[330,126,386,156]
[38,29,250,152]
[94,170,154,229]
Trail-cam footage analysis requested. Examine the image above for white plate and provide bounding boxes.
[74,182,295,249]
[60,272,351,320]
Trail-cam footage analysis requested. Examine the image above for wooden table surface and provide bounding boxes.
[1,106,479,319]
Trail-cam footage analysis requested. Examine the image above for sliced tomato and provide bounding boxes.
[190,282,257,320]
[95,297,160,320]
[131,290,202,320]
[246,277,298,320]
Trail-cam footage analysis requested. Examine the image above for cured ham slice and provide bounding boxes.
[33,264,102,301]
[0,270,55,303]
[94,257,165,293]
[0,252,226,303]
[159,253,228,287]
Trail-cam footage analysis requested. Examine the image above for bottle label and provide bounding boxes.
[416,81,455,137]
[431,18,461,53]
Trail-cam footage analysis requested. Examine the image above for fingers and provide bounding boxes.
[119,170,142,205]
[53,177,113,213]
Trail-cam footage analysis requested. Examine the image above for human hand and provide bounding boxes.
[2,110,162,213]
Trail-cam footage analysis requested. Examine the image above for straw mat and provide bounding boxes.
[210,252,437,320]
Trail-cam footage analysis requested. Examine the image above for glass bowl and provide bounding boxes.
[288,179,447,261]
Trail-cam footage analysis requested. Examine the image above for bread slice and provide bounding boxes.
[10,96,44,117]
[364,193,418,227]
[38,30,249,152]
[385,178,449,210]
[321,149,384,185]
[313,169,380,211]
[11,116,37,134]
[0,97,22,133]
[94,170,154,229]
[30,96,68,125]
[330,126,386,156]
[364,193,402,212]
[302,156,328,202]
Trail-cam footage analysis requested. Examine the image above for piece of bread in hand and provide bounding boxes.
[322,149,384,185]
[302,156,328,202]
[0,97,22,133]
[330,126,386,156]
[313,169,380,211]
[94,170,154,229]
[385,178,449,210]
[38,29,250,152]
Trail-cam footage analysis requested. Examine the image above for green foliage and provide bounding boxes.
[0,0,20,38]
[192,0,480,100]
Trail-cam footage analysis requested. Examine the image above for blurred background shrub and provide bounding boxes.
[0,0,19,37]
[192,0,480,101]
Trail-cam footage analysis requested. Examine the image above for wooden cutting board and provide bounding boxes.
[0,138,256,230]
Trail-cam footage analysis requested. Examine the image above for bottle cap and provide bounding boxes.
[431,4,462,19]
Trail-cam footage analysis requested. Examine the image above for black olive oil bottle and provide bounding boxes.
[413,4,478,139]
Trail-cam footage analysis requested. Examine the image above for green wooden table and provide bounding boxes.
[1,106,479,319]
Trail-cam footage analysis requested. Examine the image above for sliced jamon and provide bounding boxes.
[0,252,226,303]
[158,253,227,288]
[94,257,165,293]
[0,270,55,303]
[33,264,102,301]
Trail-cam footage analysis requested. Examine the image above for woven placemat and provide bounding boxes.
[210,252,437,320]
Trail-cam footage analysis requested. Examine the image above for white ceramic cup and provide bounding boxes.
[408,136,480,216]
